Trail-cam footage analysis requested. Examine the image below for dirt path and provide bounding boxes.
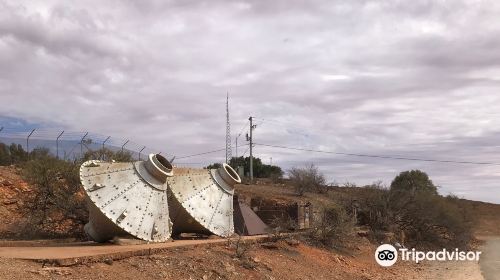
[0,235,267,265]
[405,260,483,280]
[480,236,500,280]
[403,236,500,280]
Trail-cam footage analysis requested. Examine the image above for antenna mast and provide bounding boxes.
[225,93,232,164]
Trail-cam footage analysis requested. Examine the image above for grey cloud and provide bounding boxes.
[1,0,500,203]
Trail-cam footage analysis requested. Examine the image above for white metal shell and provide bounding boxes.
[167,164,240,237]
[80,158,172,242]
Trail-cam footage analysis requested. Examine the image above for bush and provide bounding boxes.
[391,191,476,249]
[354,184,393,232]
[0,143,10,165]
[307,205,355,249]
[288,164,326,195]
[0,143,28,165]
[83,148,133,162]
[353,171,477,249]
[21,154,87,238]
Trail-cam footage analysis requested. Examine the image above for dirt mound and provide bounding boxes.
[0,166,32,237]
[463,200,500,236]
[0,166,86,239]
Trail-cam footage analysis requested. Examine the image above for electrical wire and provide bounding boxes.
[235,119,249,139]
[175,148,227,159]
[254,143,500,166]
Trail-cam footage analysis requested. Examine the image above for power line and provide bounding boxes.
[176,148,227,159]
[255,143,500,166]
[234,120,250,158]
[235,120,249,138]
[176,143,251,160]
[253,117,314,138]
[242,145,250,157]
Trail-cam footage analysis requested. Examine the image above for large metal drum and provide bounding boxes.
[167,164,241,237]
[80,154,173,242]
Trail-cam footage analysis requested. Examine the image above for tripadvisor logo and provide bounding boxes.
[375,244,482,267]
[375,244,398,267]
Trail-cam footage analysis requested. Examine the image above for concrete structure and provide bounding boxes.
[250,198,313,230]
[233,196,269,235]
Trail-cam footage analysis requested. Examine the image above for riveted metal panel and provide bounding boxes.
[168,167,234,237]
[80,160,172,242]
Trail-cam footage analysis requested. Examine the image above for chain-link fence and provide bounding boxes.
[0,127,174,163]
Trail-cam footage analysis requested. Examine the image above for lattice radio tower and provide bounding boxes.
[225,93,232,164]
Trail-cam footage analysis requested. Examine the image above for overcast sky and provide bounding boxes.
[1,0,500,203]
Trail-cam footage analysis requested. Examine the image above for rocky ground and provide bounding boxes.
[0,167,497,279]
[0,239,430,280]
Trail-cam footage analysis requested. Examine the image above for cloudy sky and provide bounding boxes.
[1,0,500,203]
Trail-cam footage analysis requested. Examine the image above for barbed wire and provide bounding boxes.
[0,127,174,161]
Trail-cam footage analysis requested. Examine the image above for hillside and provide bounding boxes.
[0,167,497,279]
[0,166,86,239]
[235,179,500,237]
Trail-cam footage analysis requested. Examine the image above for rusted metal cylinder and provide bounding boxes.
[80,154,173,242]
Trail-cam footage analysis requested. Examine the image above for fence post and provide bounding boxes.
[121,140,129,153]
[26,129,35,159]
[80,132,88,159]
[139,146,146,160]
[56,130,64,159]
[102,136,110,150]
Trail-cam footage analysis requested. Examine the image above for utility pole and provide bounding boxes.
[247,116,256,182]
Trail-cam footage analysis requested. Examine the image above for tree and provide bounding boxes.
[205,156,283,179]
[390,170,438,196]
[9,143,27,164]
[288,164,326,195]
[205,163,222,169]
